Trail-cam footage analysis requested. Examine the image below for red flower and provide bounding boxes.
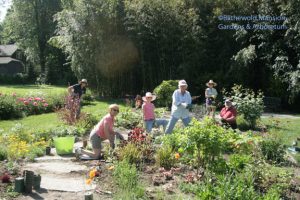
[33,102,38,106]
[34,97,42,101]
[43,103,48,107]
[24,101,29,105]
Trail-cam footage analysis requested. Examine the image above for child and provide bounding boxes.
[135,95,143,109]
[142,92,167,133]
[205,80,218,119]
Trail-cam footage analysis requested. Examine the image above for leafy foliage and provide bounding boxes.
[155,145,176,170]
[153,80,178,108]
[223,85,264,128]
[259,138,286,164]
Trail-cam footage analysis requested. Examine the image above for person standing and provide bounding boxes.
[205,80,218,119]
[165,80,192,134]
[142,92,168,133]
[67,79,88,119]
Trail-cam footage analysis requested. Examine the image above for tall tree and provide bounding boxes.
[5,0,62,75]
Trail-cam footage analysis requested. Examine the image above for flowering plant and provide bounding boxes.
[128,127,146,143]
[85,168,100,185]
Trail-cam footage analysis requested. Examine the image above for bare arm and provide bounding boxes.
[68,86,74,95]
[205,89,209,98]
[104,122,115,149]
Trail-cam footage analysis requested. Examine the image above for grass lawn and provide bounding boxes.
[0,84,66,96]
[0,100,125,132]
[262,117,300,162]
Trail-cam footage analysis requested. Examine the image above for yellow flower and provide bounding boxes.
[89,169,97,179]
[107,166,114,170]
[175,153,180,160]
[85,178,92,185]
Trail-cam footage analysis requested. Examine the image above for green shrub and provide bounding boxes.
[0,94,24,119]
[248,162,291,196]
[228,154,253,172]
[223,84,264,128]
[0,145,8,161]
[237,115,251,131]
[113,160,145,199]
[0,92,65,120]
[155,145,176,170]
[115,108,142,129]
[118,142,142,164]
[52,125,85,137]
[259,138,285,164]
[180,171,259,200]
[263,187,281,200]
[153,80,178,108]
[81,89,95,105]
[184,118,237,169]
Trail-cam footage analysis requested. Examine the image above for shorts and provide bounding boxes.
[89,130,102,149]
[206,97,216,107]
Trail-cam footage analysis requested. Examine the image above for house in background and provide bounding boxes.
[0,44,24,76]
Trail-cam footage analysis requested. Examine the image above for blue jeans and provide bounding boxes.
[165,116,191,134]
[144,118,169,133]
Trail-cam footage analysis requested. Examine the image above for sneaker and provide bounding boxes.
[75,147,82,159]
[288,147,297,154]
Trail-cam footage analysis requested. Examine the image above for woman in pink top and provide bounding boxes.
[77,104,124,159]
[142,92,168,133]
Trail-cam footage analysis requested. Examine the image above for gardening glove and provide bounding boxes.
[186,104,193,109]
[116,132,125,141]
[181,103,188,108]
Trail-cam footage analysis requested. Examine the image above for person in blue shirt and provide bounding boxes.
[68,79,88,119]
[165,80,192,134]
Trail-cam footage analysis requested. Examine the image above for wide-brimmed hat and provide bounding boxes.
[80,79,88,84]
[142,92,156,102]
[178,80,188,87]
[225,98,232,103]
[206,80,217,87]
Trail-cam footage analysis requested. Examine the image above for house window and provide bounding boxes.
[16,51,22,60]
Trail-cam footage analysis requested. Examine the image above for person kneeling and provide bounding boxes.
[220,99,237,129]
[77,104,124,159]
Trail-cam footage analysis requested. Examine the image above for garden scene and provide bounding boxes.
[0,0,300,200]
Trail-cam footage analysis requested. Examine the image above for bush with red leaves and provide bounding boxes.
[128,127,146,143]
[0,173,11,183]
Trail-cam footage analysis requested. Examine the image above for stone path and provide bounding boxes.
[261,113,300,119]
[17,131,129,200]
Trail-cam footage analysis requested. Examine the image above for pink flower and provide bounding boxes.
[43,103,48,107]
[42,99,46,103]
[34,97,42,101]
[33,102,38,106]
[23,101,29,105]
[28,97,33,101]
[17,98,25,102]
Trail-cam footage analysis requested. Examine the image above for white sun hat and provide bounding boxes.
[142,92,157,102]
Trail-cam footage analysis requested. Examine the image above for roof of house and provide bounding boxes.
[0,44,18,57]
[0,57,22,65]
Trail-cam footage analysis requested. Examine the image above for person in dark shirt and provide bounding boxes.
[68,79,88,119]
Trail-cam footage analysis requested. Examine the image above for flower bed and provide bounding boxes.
[0,92,65,120]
